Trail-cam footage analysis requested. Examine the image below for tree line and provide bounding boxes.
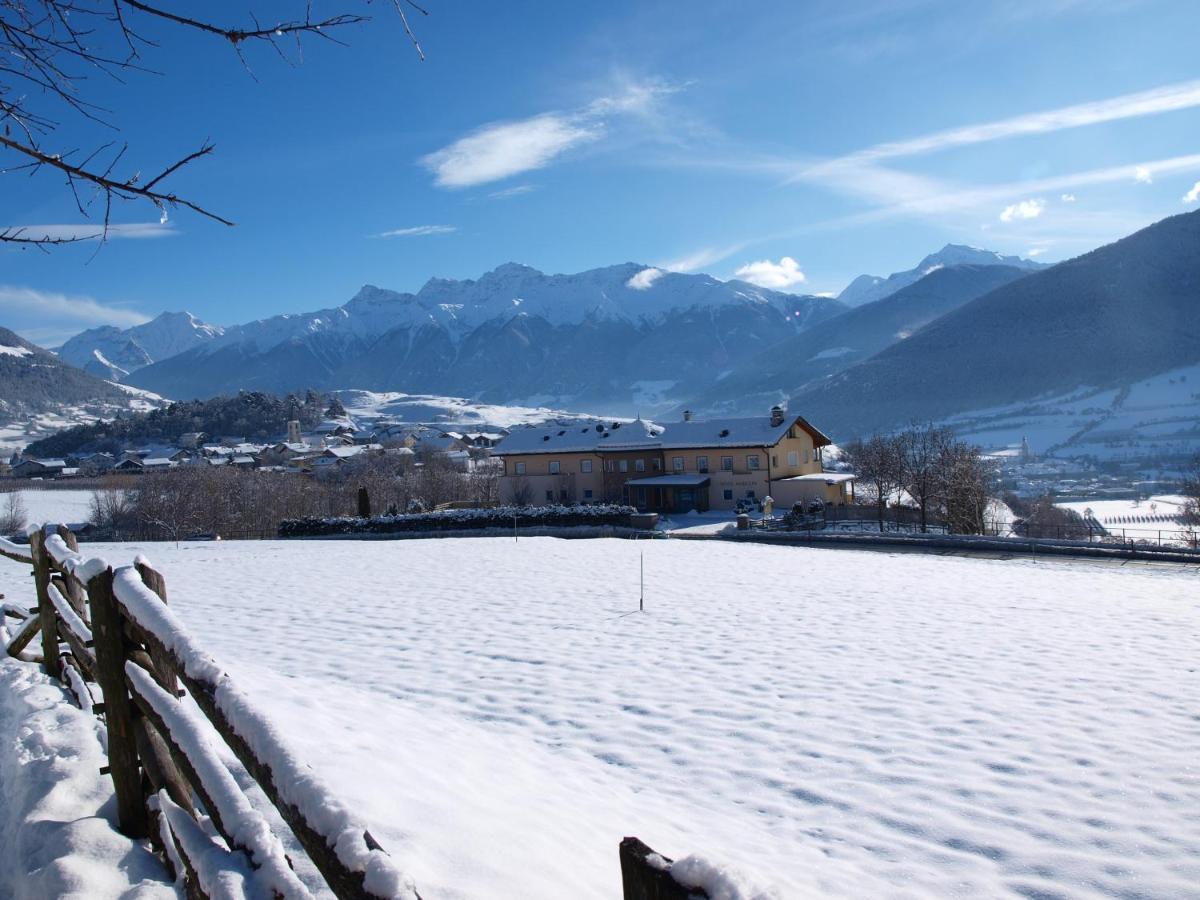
[841,423,996,534]
[24,390,332,458]
[87,449,500,541]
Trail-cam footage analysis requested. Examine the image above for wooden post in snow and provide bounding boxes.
[28,530,59,679]
[618,837,707,900]
[134,559,179,697]
[87,565,148,838]
[55,524,88,616]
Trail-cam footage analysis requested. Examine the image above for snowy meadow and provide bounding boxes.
[1,536,1198,899]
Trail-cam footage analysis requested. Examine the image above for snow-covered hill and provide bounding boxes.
[0,327,167,454]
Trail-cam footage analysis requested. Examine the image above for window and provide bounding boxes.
[746,489,756,499]
[636,487,646,504]
[606,460,615,473]
[804,449,811,463]
[723,489,733,501]
[549,460,560,474]
[787,450,799,467]
[652,458,662,471]
[619,459,628,473]
[747,454,761,470]
[771,455,778,467]
[721,456,733,471]
[635,458,646,472]
[584,489,593,499]
[672,456,684,472]
[581,459,593,473]
[546,490,555,502]
[515,462,526,475]
[697,456,709,473]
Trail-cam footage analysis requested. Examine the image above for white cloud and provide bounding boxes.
[999,198,1045,222]
[420,79,678,189]
[1184,181,1200,204]
[488,184,536,200]
[375,225,456,238]
[0,222,176,242]
[0,285,150,346]
[1134,166,1153,184]
[1027,247,1048,257]
[844,78,1200,163]
[732,256,808,290]
[657,242,747,274]
[421,116,601,189]
[626,267,666,290]
[1061,193,1077,202]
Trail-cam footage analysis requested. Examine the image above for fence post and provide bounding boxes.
[134,559,179,697]
[28,529,60,679]
[87,565,149,838]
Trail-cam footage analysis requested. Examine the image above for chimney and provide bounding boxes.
[683,410,693,422]
[287,419,301,444]
[770,405,784,427]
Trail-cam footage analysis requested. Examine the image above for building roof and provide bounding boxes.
[22,458,67,468]
[626,474,712,487]
[493,414,831,456]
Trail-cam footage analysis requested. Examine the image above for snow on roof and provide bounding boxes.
[494,415,830,456]
[143,458,174,466]
[232,456,256,465]
[626,474,712,487]
[324,446,366,459]
[25,458,67,468]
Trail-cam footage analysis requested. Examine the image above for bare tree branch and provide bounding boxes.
[0,0,427,247]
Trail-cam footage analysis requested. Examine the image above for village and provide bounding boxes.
[1,404,860,516]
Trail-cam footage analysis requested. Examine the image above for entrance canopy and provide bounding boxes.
[625,474,711,487]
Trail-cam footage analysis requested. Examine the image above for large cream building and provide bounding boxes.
[493,406,853,512]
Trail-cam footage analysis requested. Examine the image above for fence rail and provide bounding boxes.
[1,523,419,900]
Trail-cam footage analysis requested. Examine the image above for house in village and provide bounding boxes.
[493,406,854,513]
[10,458,68,479]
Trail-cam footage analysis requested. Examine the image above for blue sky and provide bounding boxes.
[3,0,1199,345]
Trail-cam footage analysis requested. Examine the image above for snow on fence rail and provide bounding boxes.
[2,523,715,900]
[0,523,421,900]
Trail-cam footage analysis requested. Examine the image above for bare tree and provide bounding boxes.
[0,490,26,535]
[842,434,905,532]
[1,1,427,247]
[898,422,954,533]
[935,439,995,535]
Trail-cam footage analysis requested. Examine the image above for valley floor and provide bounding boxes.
[0,538,1197,898]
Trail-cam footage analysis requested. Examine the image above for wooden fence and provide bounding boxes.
[2,524,418,899]
[1,525,712,899]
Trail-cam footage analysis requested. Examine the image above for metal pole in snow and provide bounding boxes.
[640,548,644,611]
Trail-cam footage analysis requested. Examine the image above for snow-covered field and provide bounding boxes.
[1,489,95,529]
[1057,494,1192,542]
[1,538,1198,898]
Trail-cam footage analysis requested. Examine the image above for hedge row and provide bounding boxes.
[279,503,639,537]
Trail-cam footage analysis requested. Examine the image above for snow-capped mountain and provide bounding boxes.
[838,244,1045,308]
[58,312,224,380]
[122,262,845,412]
[0,326,167,453]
